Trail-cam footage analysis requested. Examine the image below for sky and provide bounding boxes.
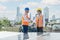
[0,0,60,20]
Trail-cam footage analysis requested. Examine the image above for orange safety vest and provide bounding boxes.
[22,15,29,26]
[36,14,43,27]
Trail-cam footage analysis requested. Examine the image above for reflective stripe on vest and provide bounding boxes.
[36,14,43,27]
[22,15,29,25]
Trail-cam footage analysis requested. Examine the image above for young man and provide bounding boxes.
[36,8,43,35]
[22,7,30,39]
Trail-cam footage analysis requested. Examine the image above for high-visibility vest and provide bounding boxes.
[22,15,29,26]
[36,14,43,27]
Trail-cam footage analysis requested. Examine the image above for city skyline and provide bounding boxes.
[0,0,60,20]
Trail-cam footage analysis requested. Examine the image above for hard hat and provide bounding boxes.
[25,7,29,10]
[36,8,42,11]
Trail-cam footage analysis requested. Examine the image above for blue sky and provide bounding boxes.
[0,0,60,20]
[0,0,17,20]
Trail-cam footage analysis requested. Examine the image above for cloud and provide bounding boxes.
[20,2,38,8]
[41,0,60,20]
[0,4,16,20]
[16,0,23,2]
[0,5,7,11]
[19,0,60,9]
[19,2,39,14]
[0,1,17,20]
[27,2,38,6]
[0,10,16,20]
[0,0,19,2]
[19,2,46,16]
[49,9,60,20]
[42,0,60,5]
[0,0,8,2]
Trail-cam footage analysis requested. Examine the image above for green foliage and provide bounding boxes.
[0,21,2,30]
[15,20,22,25]
[2,19,11,27]
[0,17,11,27]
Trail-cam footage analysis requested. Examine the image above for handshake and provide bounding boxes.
[28,18,33,23]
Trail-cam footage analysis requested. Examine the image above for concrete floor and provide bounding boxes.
[0,31,60,40]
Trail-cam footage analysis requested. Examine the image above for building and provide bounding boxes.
[16,7,22,22]
[30,13,31,19]
[44,7,49,26]
[52,15,55,20]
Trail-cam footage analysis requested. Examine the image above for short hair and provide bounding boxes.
[37,10,42,13]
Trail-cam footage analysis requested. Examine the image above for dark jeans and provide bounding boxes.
[23,25,28,34]
[37,27,43,35]
[37,27,43,33]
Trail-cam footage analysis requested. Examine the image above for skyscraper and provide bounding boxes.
[52,15,55,20]
[16,7,20,22]
[16,7,22,22]
[44,7,49,26]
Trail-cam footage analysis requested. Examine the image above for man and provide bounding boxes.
[22,7,30,39]
[36,8,43,35]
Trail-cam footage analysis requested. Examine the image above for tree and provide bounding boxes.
[0,17,11,27]
[0,21,2,30]
[15,20,22,25]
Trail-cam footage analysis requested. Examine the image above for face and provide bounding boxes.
[37,11,41,15]
[25,10,29,13]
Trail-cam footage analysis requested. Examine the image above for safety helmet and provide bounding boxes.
[25,7,29,10]
[36,8,42,11]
